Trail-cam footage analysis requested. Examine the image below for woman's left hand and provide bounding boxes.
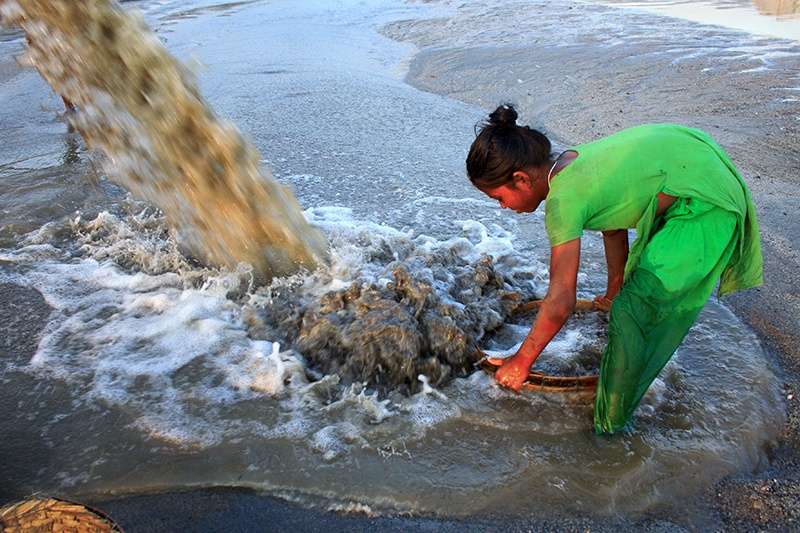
[493,353,533,391]
[491,238,582,392]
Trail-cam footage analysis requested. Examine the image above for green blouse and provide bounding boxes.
[544,124,762,296]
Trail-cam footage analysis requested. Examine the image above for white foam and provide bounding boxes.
[3,206,552,448]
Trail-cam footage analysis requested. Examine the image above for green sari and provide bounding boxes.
[544,124,762,434]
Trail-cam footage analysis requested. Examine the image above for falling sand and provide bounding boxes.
[0,0,327,280]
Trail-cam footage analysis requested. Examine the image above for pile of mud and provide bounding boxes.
[249,258,522,395]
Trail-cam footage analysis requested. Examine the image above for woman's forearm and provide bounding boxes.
[602,229,629,300]
[494,289,575,390]
[493,238,581,391]
[518,291,575,361]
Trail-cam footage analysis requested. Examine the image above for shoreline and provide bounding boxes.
[100,3,800,530]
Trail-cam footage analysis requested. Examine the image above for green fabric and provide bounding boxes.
[539,124,763,434]
[594,199,738,434]
[544,124,762,295]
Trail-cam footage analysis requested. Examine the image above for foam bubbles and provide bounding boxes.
[3,205,546,453]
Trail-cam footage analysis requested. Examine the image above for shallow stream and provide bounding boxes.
[0,0,788,524]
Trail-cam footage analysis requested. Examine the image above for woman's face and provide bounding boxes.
[479,178,541,214]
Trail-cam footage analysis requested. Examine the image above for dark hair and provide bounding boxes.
[466,104,552,189]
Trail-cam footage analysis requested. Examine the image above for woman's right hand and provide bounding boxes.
[593,294,613,311]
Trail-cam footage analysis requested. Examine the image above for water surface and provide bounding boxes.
[0,0,786,524]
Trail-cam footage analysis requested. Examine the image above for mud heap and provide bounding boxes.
[250,257,522,396]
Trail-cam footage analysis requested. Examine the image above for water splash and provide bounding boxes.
[0,0,327,280]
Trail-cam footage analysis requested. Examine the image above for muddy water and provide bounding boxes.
[0,0,787,525]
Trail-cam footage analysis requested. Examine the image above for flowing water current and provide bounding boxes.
[0,0,787,523]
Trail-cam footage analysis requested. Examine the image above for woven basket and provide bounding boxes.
[479,298,608,399]
[0,496,123,533]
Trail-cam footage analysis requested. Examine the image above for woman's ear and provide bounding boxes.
[512,170,533,188]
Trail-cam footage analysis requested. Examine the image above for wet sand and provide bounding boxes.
[3,1,800,531]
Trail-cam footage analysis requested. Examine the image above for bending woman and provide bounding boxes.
[467,104,762,434]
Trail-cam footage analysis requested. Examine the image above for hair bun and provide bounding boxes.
[488,104,518,127]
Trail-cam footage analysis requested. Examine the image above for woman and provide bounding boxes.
[467,104,762,434]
